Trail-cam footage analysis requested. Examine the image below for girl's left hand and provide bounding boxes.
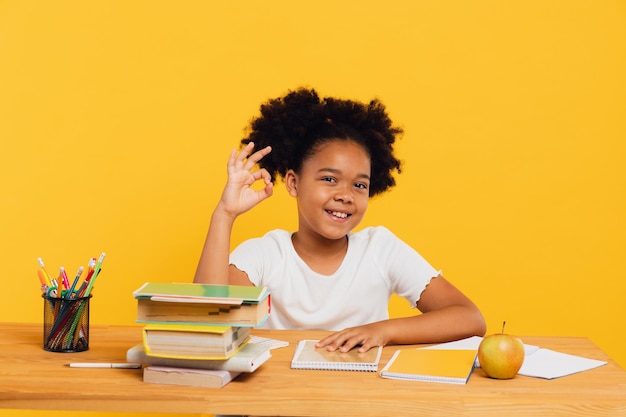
[315,321,390,353]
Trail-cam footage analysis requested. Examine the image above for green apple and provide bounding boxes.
[477,321,525,379]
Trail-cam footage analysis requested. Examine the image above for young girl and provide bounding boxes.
[194,88,485,353]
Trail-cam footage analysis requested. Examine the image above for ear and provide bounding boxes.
[285,169,298,197]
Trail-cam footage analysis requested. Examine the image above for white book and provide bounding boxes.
[127,342,271,373]
[143,366,240,388]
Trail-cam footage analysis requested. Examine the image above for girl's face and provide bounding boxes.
[286,140,371,242]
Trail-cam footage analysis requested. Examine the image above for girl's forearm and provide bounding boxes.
[193,209,236,284]
[387,305,486,345]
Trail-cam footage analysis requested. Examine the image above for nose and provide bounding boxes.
[334,187,353,203]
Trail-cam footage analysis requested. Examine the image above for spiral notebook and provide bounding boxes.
[381,348,477,384]
[291,339,382,372]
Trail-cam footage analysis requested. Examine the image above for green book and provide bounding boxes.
[133,282,269,304]
[133,282,271,327]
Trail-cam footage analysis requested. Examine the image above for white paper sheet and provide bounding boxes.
[423,336,606,379]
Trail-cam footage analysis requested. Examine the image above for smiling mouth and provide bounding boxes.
[327,210,350,219]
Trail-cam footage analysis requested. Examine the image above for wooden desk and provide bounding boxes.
[1,323,625,416]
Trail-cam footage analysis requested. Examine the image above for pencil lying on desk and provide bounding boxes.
[65,363,142,369]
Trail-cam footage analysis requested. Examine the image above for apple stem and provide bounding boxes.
[502,321,506,334]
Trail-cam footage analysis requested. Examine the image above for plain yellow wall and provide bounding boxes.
[2,1,625,416]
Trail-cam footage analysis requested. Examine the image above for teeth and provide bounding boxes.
[330,211,348,218]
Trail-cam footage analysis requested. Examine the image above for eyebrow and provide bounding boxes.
[317,168,371,180]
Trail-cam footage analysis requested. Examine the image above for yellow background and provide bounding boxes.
[1,1,625,416]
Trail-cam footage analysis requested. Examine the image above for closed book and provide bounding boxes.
[133,282,270,326]
[127,342,272,373]
[291,339,382,372]
[381,348,477,384]
[142,323,250,360]
[143,366,240,388]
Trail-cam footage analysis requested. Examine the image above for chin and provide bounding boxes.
[320,227,353,241]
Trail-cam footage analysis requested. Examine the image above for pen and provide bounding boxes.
[37,270,48,294]
[60,266,70,292]
[65,363,142,369]
[37,269,47,286]
[56,271,64,299]
[37,257,52,287]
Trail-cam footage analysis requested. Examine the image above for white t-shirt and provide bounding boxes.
[229,226,439,331]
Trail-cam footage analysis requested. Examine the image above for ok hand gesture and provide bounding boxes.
[218,142,273,218]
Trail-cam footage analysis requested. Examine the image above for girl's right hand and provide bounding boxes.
[217,142,273,217]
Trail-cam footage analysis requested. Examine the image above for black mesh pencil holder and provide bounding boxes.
[42,294,91,352]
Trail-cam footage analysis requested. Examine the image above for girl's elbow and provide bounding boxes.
[471,310,487,337]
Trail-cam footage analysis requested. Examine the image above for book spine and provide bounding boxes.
[136,298,269,327]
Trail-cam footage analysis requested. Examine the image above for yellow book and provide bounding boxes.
[381,348,477,384]
[142,323,250,360]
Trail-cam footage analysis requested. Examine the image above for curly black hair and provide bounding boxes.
[241,87,403,197]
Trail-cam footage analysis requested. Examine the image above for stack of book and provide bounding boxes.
[130,282,272,388]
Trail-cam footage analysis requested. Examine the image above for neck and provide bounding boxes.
[292,232,348,254]
[291,232,349,274]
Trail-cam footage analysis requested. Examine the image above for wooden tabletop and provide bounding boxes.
[1,323,625,416]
